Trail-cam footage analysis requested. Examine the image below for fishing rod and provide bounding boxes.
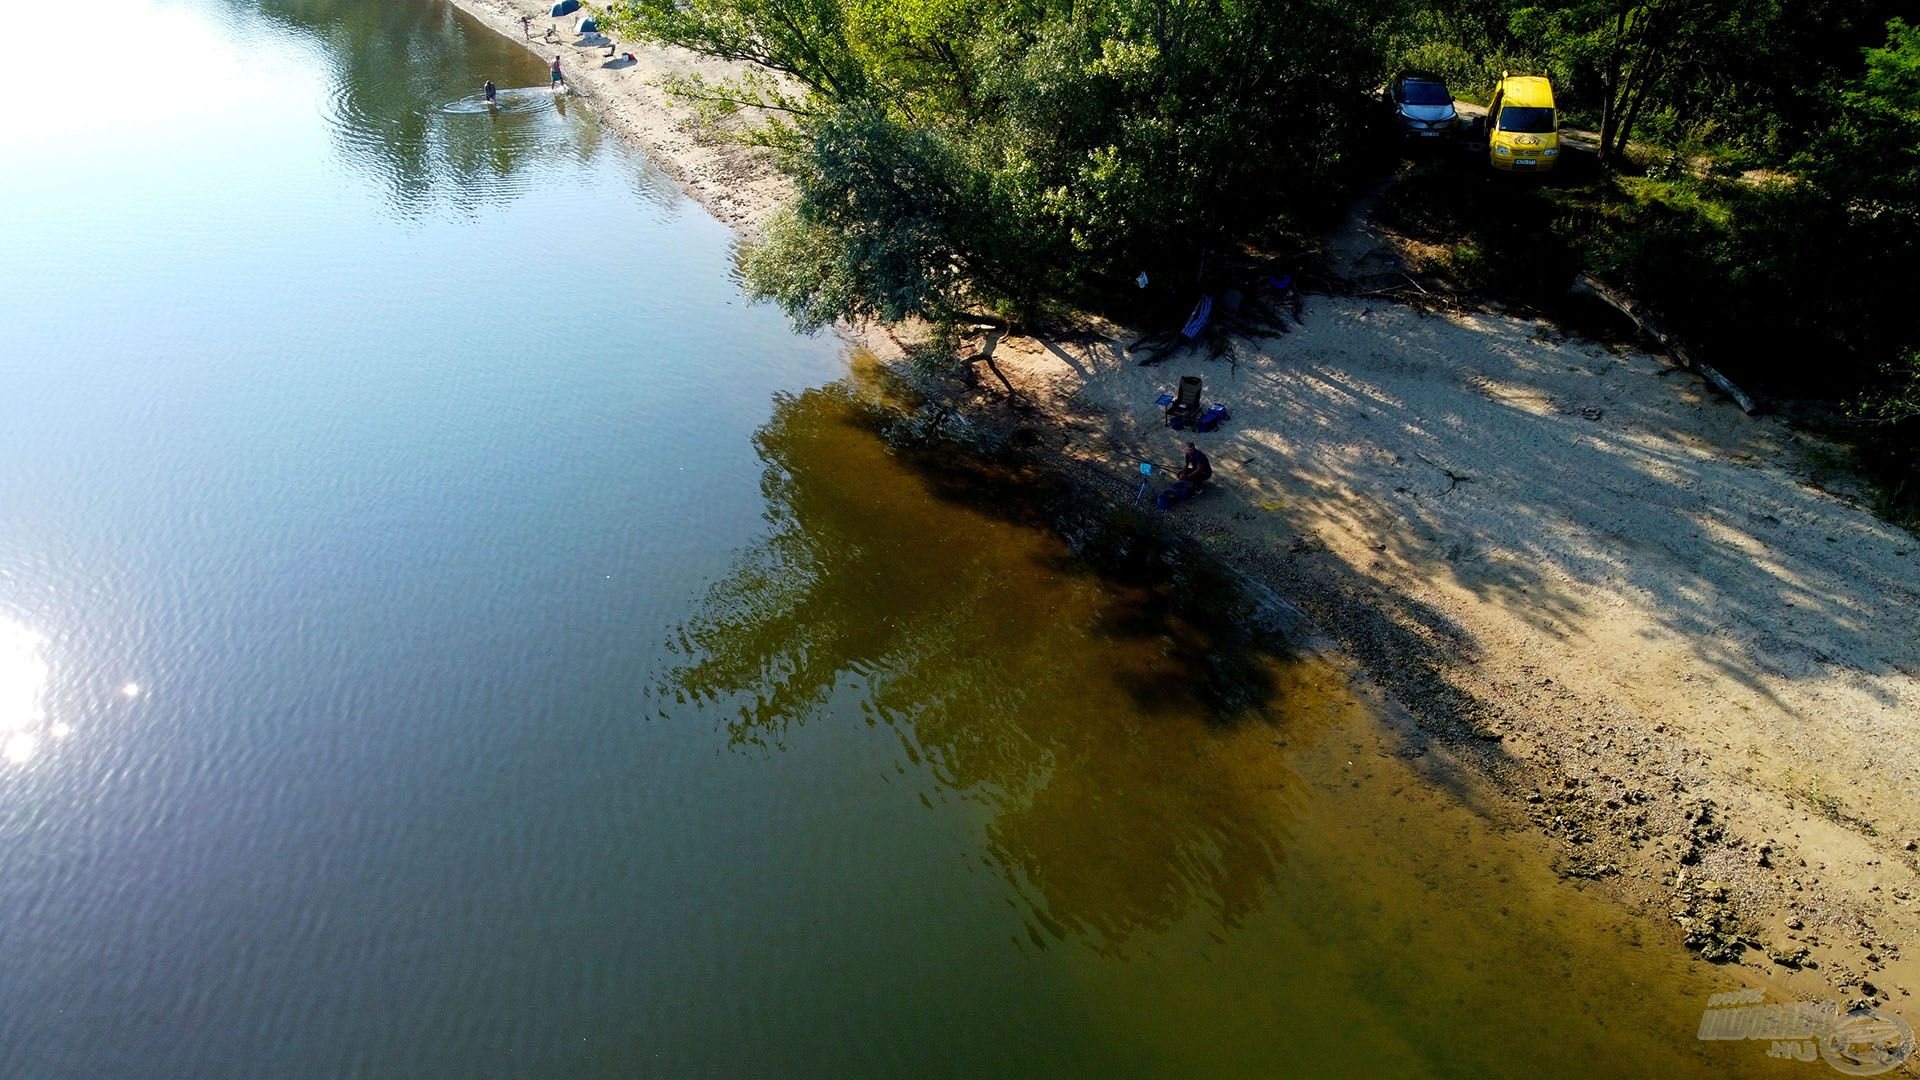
[1132,459,1185,503]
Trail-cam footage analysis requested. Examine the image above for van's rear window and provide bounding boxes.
[1498,106,1555,133]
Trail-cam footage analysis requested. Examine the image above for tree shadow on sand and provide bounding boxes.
[1046,299,1920,726]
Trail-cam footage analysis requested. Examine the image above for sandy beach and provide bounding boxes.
[445,0,792,234]
[979,306,1920,1008]
[447,0,1920,1013]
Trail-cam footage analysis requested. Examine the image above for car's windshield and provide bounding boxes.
[1498,106,1556,133]
[1402,81,1451,106]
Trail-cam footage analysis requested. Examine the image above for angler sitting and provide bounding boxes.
[1178,442,1212,487]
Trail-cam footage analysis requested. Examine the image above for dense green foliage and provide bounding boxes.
[603,0,1380,327]
[603,0,1919,518]
[1565,16,1919,510]
[1388,0,1911,160]
[1382,5,1918,479]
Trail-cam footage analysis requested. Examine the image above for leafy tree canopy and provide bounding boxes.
[604,0,1383,327]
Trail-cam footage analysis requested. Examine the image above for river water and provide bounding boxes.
[0,1,1802,1076]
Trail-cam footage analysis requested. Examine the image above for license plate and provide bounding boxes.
[1513,158,1536,166]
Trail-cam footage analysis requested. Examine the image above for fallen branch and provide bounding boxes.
[1414,452,1474,495]
[976,353,1018,402]
[1131,331,1189,366]
[1572,273,1758,414]
[963,329,1021,405]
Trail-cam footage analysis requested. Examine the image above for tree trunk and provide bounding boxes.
[1614,78,1654,160]
[966,329,1020,407]
[975,353,1019,403]
[1570,273,1757,413]
[1597,8,1632,166]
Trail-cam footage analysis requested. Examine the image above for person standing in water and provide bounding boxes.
[483,80,497,105]
[550,55,565,93]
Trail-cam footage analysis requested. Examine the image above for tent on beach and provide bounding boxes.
[549,0,580,16]
[575,16,599,34]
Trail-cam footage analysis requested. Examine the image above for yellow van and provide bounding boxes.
[1486,75,1559,172]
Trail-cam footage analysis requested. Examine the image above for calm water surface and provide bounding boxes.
[1,1,1799,1076]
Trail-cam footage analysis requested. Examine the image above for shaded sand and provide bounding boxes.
[981,302,1920,1006]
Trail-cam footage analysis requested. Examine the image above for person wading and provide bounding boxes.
[550,55,565,93]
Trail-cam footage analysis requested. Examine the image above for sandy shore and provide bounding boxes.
[447,0,791,234]
[445,0,1920,1015]
[978,305,1920,1010]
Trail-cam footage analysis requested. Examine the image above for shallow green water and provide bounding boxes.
[0,2,1805,1076]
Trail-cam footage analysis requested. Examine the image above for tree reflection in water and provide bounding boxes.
[245,0,658,210]
[661,378,1318,954]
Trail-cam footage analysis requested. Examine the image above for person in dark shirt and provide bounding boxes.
[483,80,497,104]
[1179,442,1212,485]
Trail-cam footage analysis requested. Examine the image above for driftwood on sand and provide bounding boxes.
[1353,272,1467,314]
[1570,272,1757,414]
[962,328,1021,404]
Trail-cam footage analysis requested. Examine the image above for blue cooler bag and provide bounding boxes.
[1155,480,1195,509]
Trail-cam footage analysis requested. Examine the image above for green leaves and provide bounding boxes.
[744,107,1010,328]
[1857,17,1920,110]
[598,0,872,99]
[1804,18,1920,228]
[630,0,1384,329]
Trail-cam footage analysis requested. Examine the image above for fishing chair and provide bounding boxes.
[1166,375,1203,428]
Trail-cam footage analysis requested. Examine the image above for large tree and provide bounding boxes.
[1507,0,1738,163]
[603,0,1383,328]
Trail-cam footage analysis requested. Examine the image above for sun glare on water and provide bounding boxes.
[0,618,52,766]
[4,733,39,766]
